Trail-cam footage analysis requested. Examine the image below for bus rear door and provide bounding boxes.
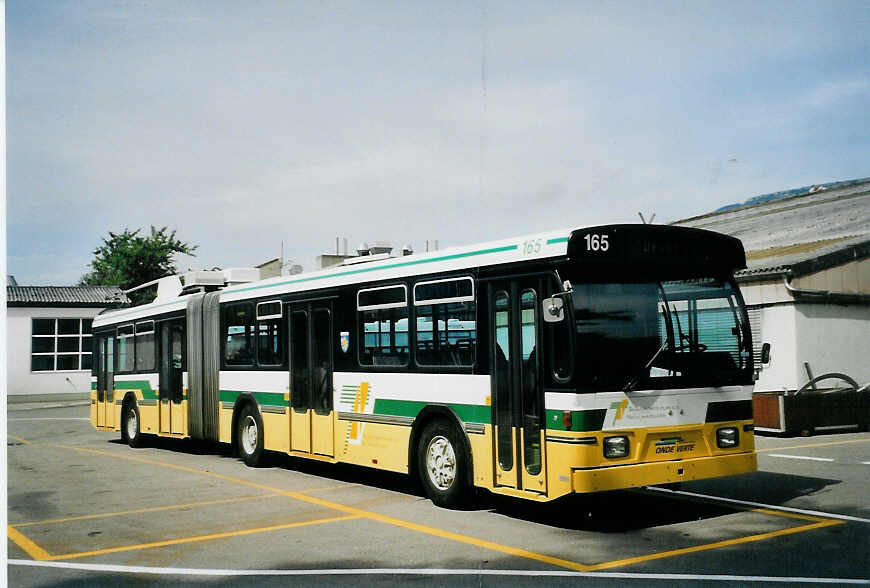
[96,335,115,429]
[289,301,334,457]
[159,320,185,435]
[490,279,547,495]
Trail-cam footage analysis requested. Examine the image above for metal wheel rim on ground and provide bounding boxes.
[426,435,456,490]
[241,415,258,455]
[126,409,137,440]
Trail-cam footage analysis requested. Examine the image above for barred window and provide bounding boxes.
[31,318,93,372]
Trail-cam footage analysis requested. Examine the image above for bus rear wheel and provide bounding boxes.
[417,420,471,509]
[121,403,143,448]
[237,404,264,467]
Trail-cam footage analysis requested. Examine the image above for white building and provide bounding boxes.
[6,284,129,401]
[677,179,870,433]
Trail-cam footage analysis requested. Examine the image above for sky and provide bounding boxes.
[6,1,869,285]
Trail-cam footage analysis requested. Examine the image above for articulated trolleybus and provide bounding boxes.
[91,224,756,508]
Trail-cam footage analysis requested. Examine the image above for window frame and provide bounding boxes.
[413,276,475,306]
[256,300,283,321]
[357,284,408,311]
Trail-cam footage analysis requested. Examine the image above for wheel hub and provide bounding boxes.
[426,435,456,490]
[126,409,137,439]
[241,415,258,455]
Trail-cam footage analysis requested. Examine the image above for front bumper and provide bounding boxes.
[572,451,757,493]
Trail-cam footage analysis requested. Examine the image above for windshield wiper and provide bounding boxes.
[623,340,669,393]
[672,304,707,352]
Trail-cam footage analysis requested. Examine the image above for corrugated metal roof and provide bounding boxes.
[675,179,870,276]
[7,286,131,307]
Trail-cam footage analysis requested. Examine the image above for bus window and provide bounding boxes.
[117,325,135,373]
[358,285,409,367]
[224,304,255,366]
[414,277,476,367]
[135,321,155,372]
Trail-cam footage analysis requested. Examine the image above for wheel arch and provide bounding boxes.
[408,404,474,488]
[121,392,138,414]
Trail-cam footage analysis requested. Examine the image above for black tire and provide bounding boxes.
[417,420,471,509]
[121,402,144,448]
[237,404,264,467]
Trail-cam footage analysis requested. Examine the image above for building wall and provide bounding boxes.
[6,306,104,398]
[792,257,870,294]
[793,303,870,388]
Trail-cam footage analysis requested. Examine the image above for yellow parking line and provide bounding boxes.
[295,484,358,494]
[8,526,52,561]
[7,435,31,445]
[585,519,842,571]
[756,438,869,453]
[48,514,362,561]
[13,493,281,527]
[17,441,845,571]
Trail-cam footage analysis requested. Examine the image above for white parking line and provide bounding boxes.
[768,454,835,462]
[646,486,870,524]
[8,560,870,584]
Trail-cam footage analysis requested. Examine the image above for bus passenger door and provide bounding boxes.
[97,336,115,430]
[490,280,547,495]
[96,336,106,427]
[289,302,334,457]
[107,336,116,429]
[159,320,185,435]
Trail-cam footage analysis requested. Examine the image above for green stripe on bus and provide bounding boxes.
[546,237,569,244]
[372,399,491,424]
[219,390,287,407]
[112,379,158,400]
[544,409,606,432]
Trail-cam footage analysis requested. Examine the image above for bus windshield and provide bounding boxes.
[571,277,751,392]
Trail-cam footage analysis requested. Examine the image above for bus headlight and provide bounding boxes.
[603,436,629,459]
[717,427,739,448]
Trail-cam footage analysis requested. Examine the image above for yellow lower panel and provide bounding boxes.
[572,451,757,493]
[219,406,233,443]
[263,411,289,454]
[336,421,410,474]
[468,426,493,488]
[139,404,158,434]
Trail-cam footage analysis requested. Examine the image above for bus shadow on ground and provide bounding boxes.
[678,470,842,506]
[108,438,841,532]
[483,490,737,532]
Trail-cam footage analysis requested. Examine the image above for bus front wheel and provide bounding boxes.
[417,420,471,509]
[121,403,143,448]
[237,404,264,467]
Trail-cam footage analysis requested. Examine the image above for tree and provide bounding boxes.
[79,226,197,305]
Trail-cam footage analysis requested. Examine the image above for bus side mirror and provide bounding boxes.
[542,297,565,323]
[760,342,771,364]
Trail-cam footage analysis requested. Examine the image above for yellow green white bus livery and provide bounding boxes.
[91,224,757,508]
